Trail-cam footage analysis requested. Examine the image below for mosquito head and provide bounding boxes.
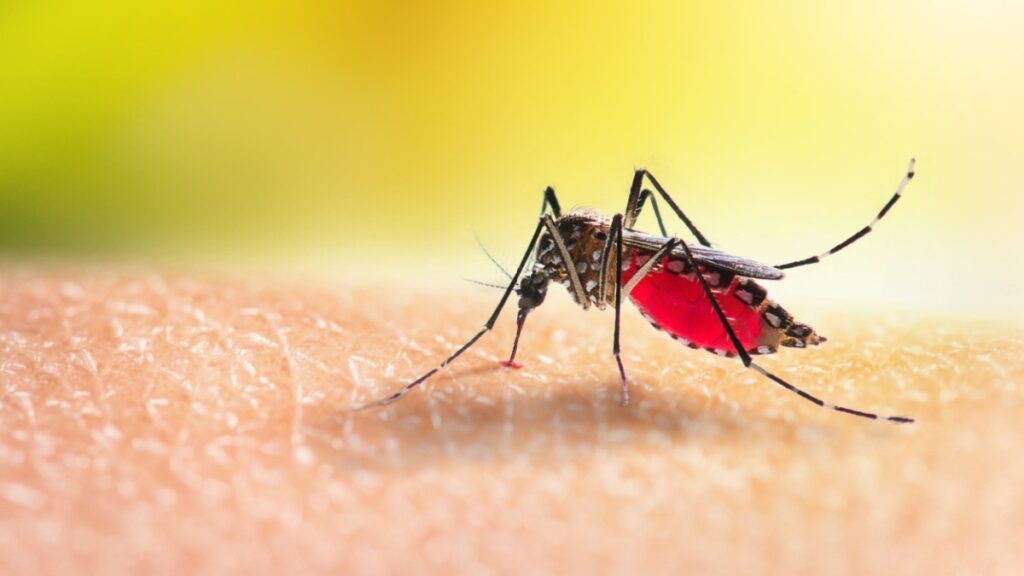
[516,270,550,313]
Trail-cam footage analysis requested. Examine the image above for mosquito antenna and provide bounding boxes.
[463,278,509,290]
[474,233,513,280]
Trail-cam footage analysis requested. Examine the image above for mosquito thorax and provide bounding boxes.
[532,210,616,309]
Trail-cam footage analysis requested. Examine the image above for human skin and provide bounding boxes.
[1,267,1022,575]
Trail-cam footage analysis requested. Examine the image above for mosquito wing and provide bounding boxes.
[621,228,784,280]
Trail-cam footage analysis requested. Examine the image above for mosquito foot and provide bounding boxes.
[499,360,524,369]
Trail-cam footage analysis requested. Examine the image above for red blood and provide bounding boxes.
[623,251,762,353]
[499,360,524,369]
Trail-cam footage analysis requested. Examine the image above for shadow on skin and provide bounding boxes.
[313,365,802,473]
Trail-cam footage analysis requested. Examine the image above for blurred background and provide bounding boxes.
[2,1,1022,316]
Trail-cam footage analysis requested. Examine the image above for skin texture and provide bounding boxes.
[1,267,1023,575]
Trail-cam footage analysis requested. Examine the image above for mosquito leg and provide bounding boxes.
[606,230,686,406]
[542,214,591,309]
[597,215,618,305]
[775,159,916,270]
[521,186,563,275]
[349,218,546,411]
[674,236,915,423]
[604,214,633,405]
[597,208,684,405]
[624,169,712,246]
[598,222,680,306]
[541,186,563,219]
[633,189,669,236]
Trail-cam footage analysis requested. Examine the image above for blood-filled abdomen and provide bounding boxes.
[622,251,767,355]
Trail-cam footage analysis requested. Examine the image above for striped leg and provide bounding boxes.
[775,159,916,270]
[674,236,914,423]
[349,218,547,411]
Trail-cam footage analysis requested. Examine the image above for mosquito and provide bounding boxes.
[353,159,917,423]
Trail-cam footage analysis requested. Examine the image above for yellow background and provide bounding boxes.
[1,1,1021,315]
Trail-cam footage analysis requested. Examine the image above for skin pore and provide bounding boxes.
[1,267,1022,575]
